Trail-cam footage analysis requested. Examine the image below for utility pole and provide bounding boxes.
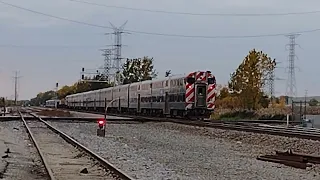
[13,71,22,106]
[55,82,59,99]
[304,89,308,118]
[285,34,299,102]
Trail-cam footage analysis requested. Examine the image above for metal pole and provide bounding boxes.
[304,90,307,120]
[291,100,294,121]
[14,71,18,106]
[2,97,5,116]
[105,96,126,118]
[299,101,302,124]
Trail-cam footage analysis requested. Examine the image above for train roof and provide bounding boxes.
[65,71,212,98]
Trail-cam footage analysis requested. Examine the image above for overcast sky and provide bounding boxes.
[0,0,319,100]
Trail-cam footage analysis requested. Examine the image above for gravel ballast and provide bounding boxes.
[0,121,48,179]
[48,120,320,180]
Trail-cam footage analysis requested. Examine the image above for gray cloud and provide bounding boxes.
[0,0,319,99]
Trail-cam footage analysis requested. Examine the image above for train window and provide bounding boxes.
[174,94,178,102]
[186,77,195,84]
[208,77,216,84]
[166,80,168,86]
[169,94,174,102]
[197,87,205,95]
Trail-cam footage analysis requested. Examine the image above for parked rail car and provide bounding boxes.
[45,99,61,108]
[65,70,216,118]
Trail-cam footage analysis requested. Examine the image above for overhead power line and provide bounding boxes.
[2,1,320,39]
[0,44,105,48]
[69,0,320,17]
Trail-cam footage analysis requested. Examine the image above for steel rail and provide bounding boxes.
[18,112,56,180]
[27,112,134,180]
[28,107,320,141]
[30,106,299,124]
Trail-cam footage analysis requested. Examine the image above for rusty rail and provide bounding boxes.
[257,150,320,169]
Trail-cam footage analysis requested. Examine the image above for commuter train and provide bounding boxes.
[65,71,216,118]
[45,99,61,108]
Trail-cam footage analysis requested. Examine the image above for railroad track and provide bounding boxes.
[19,111,133,180]
[28,107,320,141]
[30,106,300,125]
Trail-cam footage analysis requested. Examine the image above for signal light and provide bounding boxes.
[97,118,106,137]
[98,120,104,125]
[97,118,105,128]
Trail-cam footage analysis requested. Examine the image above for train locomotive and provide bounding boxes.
[65,71,216,118]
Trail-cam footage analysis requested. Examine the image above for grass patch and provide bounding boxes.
[211,108,288,121]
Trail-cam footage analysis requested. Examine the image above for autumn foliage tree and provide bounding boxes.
[227,49,276,110]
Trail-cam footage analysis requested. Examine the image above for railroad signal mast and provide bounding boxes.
[80,67,109,83]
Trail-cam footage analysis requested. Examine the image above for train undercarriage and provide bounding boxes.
[64,105,212,119]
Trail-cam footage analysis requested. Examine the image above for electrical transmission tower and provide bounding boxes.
[80,21,128,85]
[266,69,285,102]
[106,21,129,86]
[100,48,113,83]
[285,34,299,98]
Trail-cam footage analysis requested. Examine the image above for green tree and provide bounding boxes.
[74,81,91,93]
[309,98,318,106]
[30,91,56,106]
[89,74,111,90]
[228,49,276,110]
[140,56,157,80]
[122,57,158,84]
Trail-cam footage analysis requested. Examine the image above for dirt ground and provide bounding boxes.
[36,109,72,117]
[0,121,48,179]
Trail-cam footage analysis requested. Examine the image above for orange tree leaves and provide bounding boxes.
[227,49,276,110]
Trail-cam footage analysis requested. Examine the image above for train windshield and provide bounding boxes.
[208,77,215,84]
[186,77,195,84]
